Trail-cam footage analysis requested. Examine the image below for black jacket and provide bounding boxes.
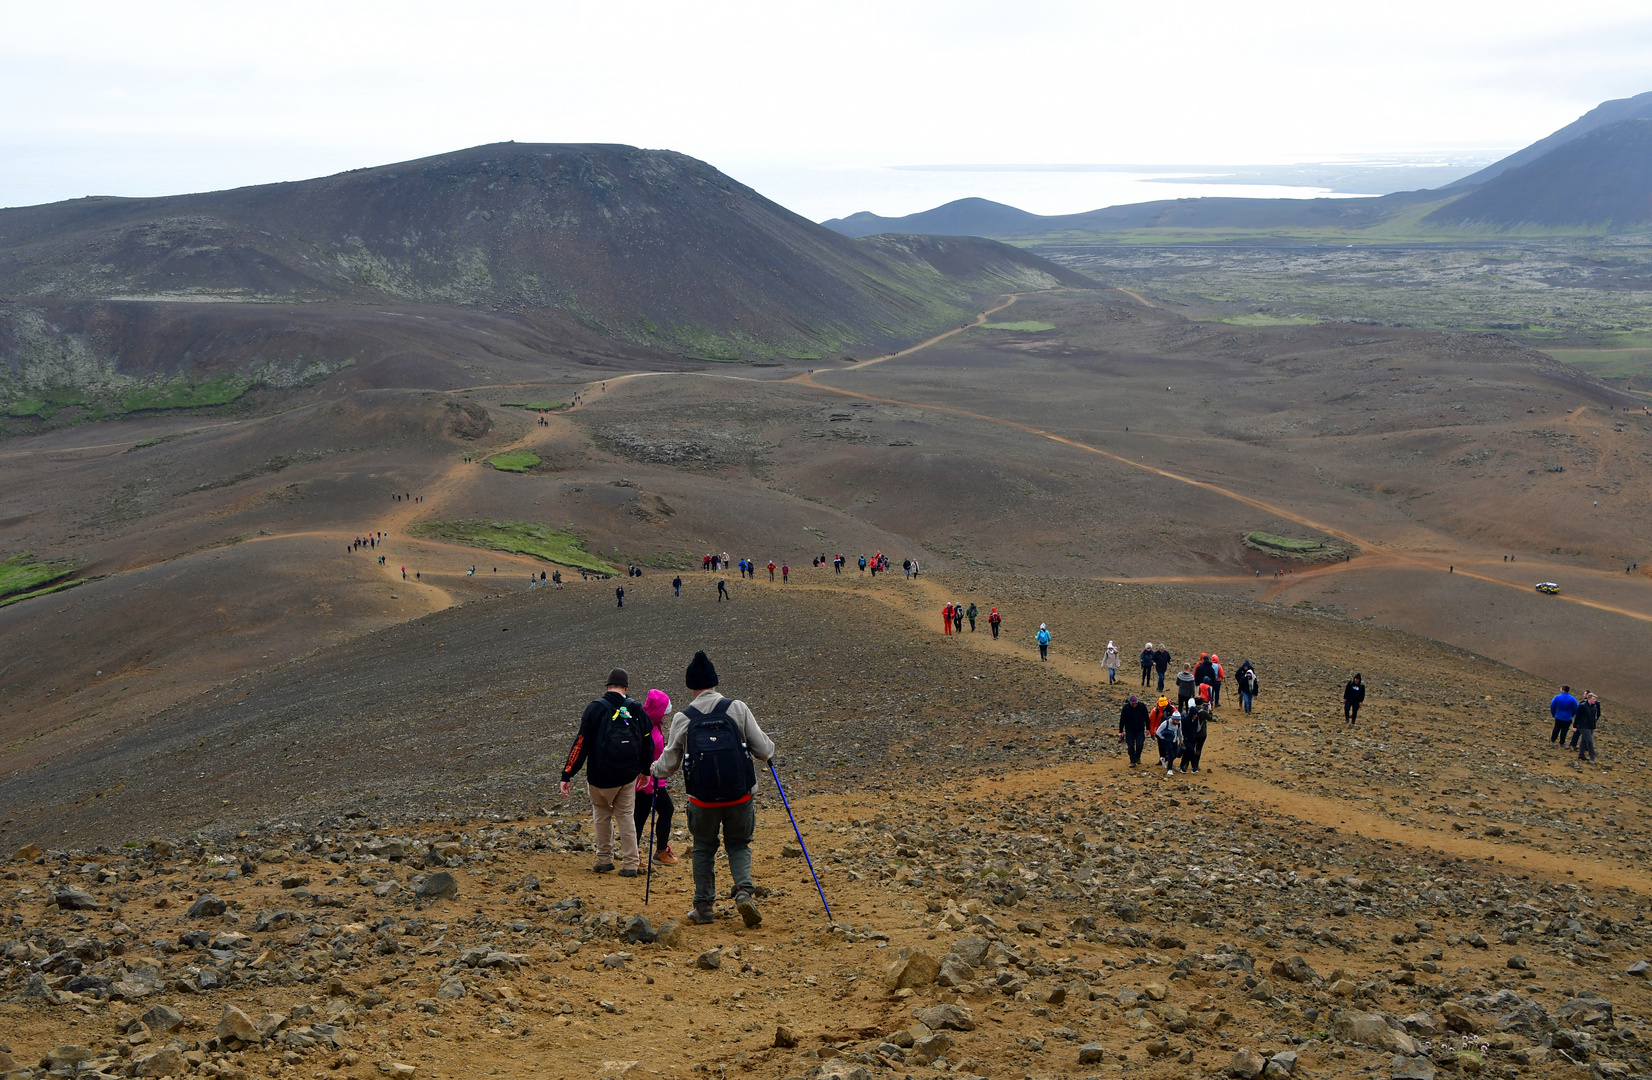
[1140,649,1153,668]
[1194,659,1216,686]
[562,690,652,787]
[1119,700,1150,734]
[1237,666,1259,696]
[1152,649,1172,672]
[1575,700,1599,731]
[1344,681,1366,705]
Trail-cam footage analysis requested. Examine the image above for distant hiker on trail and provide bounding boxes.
[952,603,964,635]
[767,561,776,581]
[966,603,978,632]
[717,579,730,602]
[615,585,625,608]
[650,650,775,928]
[1236,661,1259,713]
[1140,643,1154,687]
[1118,694,1149,767]
[942,603,954,635]
[1575,693,1601,762]
[910,559,919,578]
[1155,710,1184,777]
[988,607,1001,639]
[859,555,867,573]
[673,575,682,597]
[1152,646,1172,692]
[1550,685,1578,745]
[1210,654,1225,707]
[553,570,562,588]
[1175,665,1197,709]
[781,563,789,583]
[1036,623,1051,661]
[635,689,677,866]
[1103,641,1120,683]
[903,558,911,579]
[560,668,652,877]
[1571,690,1597,751]
[1343,674,1365,724]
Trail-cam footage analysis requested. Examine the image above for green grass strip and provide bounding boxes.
[485,451,541,473]
[0,553,83,605]
[409,520,615,574]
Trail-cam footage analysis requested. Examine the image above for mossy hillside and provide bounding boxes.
[408,521,614,575]
[0,553,83,608]
[485,451,542,473]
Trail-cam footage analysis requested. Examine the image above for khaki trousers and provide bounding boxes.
[587,782,640,870]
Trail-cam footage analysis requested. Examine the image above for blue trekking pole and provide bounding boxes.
[768,761,832,922]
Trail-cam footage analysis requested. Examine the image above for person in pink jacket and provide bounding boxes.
[633,689,678,865]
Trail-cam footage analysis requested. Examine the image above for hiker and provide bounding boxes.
[952,604,964,634]
[767,560,776,581]
[1575,693,1601,762]
[1118,694,1149,767]
[559,669,652,877]
[1571,691,1597,750]
[1181,702,1209,774]
[1140,643,1154,687]
[650,650,775,927]
[634,689,677,866]
[1194,653,1215,691]
[1175,665,1197,709]
[903,558,911,579]
[1343,674,1365,724]
[1210,654,1224,707]
[1148,696,1171,736]
[781,564,788,583]
[1103,641,1120,683]
[942,603,954,635]
[1549,685,1578,744]
[673,575,682,597]
[859,555,867,573]
[553,570,562,588]
[1235,661,1259,713]
[966,603,978,632]
[988,607,1001,639]
[717,579,730,602]
[1155,710,1184,776]
[615,585,625,608]
[1152,645,1172,692]
[1036,623,1051,661]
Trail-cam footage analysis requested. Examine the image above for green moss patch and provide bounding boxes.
[118,374,250,413]
[502,401,565,411]
[1243,531,1355,562]
[0,553,83,608]
[409,521,614,574]
[485,451,542,473]
[976,321,1056,332]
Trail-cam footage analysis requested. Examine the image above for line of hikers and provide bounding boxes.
[1548,685,1603,762]
[559,652,773,928]
[940,601,1002,638]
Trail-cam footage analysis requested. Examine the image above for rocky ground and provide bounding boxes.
[2,567,1650,1080]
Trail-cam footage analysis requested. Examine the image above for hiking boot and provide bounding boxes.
[735,890,763,928]
[592,862,615,874]
[685,904,715,925]
[618,868,638,878]
[657,845,679,866]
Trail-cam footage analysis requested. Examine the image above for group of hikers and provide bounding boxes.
[559,653,773,928]
[1549,685,1604,762]
[1113,647,1263,776]
[939,601,1002,638]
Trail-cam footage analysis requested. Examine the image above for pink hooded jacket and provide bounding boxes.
[636,689,670,793]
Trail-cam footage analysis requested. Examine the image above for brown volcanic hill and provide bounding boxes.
[0,143,1088,388]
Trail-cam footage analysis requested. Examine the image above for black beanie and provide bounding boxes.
[685,650,718,690]
[606,668,629,688]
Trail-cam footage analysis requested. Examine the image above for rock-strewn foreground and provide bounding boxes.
[1,778,1649,1080]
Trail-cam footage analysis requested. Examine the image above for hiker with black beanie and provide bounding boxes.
[1118,694,1150,767]
[560,669,653,877]
[651,650,775,928]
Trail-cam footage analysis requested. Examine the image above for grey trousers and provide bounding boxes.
[687,799,755,907]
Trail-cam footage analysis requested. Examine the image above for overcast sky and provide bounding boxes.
[4,0,1651,218]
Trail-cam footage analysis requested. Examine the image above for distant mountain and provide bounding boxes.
[1442,90,1652,190]
[0,144,1090,402]
[823,92,1652,240]
[1426,119,1652,229]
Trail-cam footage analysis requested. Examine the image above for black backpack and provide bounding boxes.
[590,699,644,779]
[683,700,756,803]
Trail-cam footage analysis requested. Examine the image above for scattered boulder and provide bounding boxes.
[1627,961,1649,980]
[186,894,226,918]
[1330,1011,1418,1055]
[43,1046,95,1071]
[1078,1043,1108,1065]
[910,1032,951,1065]
[884,949,939,990]
[218,1004,260,1044]
[1390,1054,1436,1080]
[1248,979,1276,1002]
[653,919,686,949]
[1227,1047,1265,1079]
[1506,955,1529,971]
[436,977,466,999]
[1557,995,1613,1028]
[12,843,42,861]
[1271,955,1318,983]
[773,1025,798,1049]
[917,1004,975,1032]
[951,935,991,967]
[1266,1051,1298,1080]
[53,888,99,910]
[416,872,459,901]
[133,1047,186,1077]
[621,915,656,944]
[696,948,722,971]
